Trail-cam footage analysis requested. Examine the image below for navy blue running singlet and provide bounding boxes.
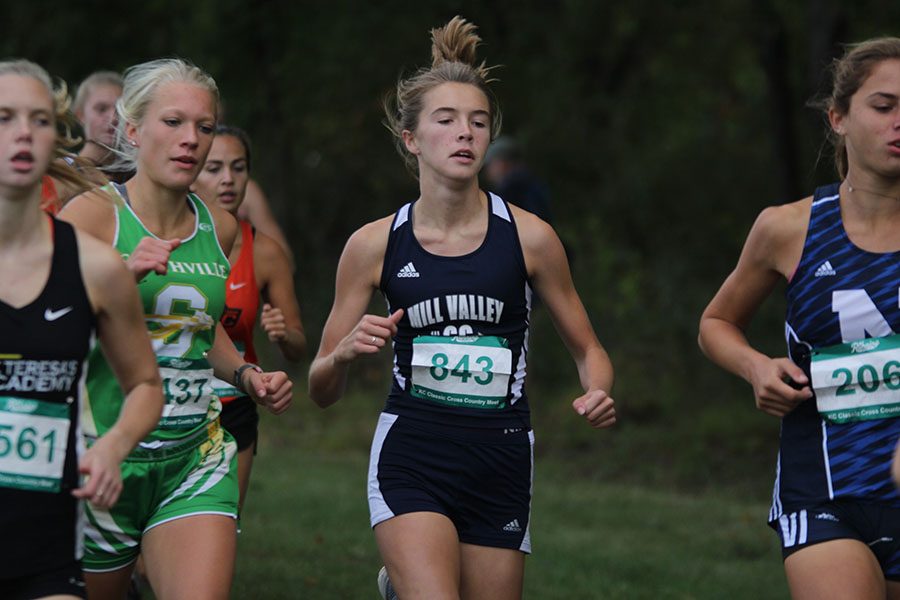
[771,183,900,521]
[379,193,534,429]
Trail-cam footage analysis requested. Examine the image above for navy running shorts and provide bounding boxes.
[771,500,900,580]
[368,412,534,553]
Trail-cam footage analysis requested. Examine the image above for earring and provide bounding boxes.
[129,139,137,147]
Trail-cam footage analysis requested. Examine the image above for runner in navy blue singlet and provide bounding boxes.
[699,38,900,599]
[309,16,616,600]
[0,59,162,600]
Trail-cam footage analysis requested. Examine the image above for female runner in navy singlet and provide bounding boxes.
[0,59,162,600]
[309,16,616,600]
[700,38,900,599]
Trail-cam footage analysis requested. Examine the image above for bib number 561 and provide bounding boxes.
[0,424,56,463]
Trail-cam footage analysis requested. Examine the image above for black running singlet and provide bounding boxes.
[0,218,94,577]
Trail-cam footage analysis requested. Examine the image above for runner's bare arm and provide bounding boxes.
[74,231,163,507]
[255,231,306,361]
[309,218,397,408]
[516,208,615,428]
[698,201,814,416]
[239,178,294,268]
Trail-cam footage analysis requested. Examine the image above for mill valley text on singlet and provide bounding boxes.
[380,194,534,429]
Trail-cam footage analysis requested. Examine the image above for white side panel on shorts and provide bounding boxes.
[778,509,808,547]
[369,413,399,528]
[519,429,535,554]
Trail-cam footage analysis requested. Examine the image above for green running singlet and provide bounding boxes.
[83,184,230,448]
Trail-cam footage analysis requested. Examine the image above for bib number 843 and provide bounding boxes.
[430,353,494,385]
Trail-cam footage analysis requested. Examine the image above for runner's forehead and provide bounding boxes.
[0,74,53,112]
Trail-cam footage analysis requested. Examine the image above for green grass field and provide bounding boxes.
[228,379,791,599]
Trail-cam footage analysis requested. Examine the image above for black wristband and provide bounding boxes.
[233,363,262,394]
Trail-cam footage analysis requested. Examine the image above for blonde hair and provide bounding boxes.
[0,59,80,149]
[109,58,218,173]
[384,16,502,174]
[0,59,93,196]
[825,37,900,179]
[73,70,123,116]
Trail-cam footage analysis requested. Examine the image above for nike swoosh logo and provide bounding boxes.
[44,306,74,321]
[228,282,247,291]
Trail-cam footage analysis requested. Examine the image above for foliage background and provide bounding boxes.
[6,1,900,595]
[9,0,900,484]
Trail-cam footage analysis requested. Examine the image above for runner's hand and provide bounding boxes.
[261,303,287,342]
[245,369,293,415]
[749,356,813,417]
[72,435,124,509]
[335,309,404,363]
[126,237,181,281]
[573,389,616,428]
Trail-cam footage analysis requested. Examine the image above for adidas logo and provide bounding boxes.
[814,512,840,522]
[814,261,836,277]
[397,262,420,278]
[502,519,522,533]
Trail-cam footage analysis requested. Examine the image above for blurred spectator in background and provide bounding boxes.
[482,136,552,224]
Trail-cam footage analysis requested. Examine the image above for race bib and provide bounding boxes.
[811,334,900,424]
[411,335,513,409]
[158,357,217,429]
[0,396,70,492]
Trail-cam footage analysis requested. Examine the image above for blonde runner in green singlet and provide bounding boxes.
[81,183,238,572]
[60,58,293,600]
